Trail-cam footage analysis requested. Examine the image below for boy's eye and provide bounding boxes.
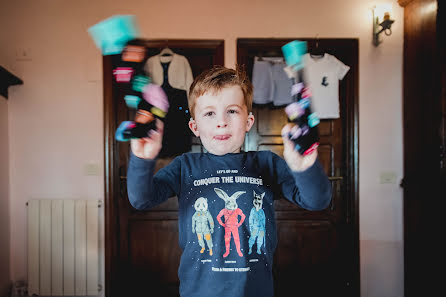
[204,111,214,116]
[228,109,239,114]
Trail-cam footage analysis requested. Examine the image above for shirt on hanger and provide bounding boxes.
[157,61,192,158]
[145,52,194,157]
[252,57,293,107]
[145,53,194,96]
[302,53,350,119]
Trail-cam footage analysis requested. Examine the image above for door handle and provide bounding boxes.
[328,175,343,211]
[119,166,127,199]
[119,165,127,180]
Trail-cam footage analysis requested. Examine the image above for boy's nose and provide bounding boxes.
[216,115,227,128]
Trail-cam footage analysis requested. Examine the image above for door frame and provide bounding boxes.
[103,39,225,297]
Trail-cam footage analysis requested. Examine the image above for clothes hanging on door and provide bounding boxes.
[145,53,194,95]
[302,53,350,119]
[159,61,192,157]
[145,53,194,157]
[252,57,294,107]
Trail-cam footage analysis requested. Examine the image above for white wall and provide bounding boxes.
[1,4,12,293]
[0,99,11,297]
[1,0,404,296]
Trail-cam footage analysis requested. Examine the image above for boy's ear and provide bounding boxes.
[189,118,200,137]
[246,113,255,132]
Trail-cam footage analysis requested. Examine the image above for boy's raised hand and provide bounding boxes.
[281,123,317,172]
[130,119,164,159]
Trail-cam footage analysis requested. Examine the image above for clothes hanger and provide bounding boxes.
[255,49,283,63]
[264,49,281,58]
[310,35,325,57]
[160,40,174,56]
[256,53,264,61]
[160,47,174,56]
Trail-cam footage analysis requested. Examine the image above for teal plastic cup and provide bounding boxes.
[88,15,140,55]
[281,40,307,67]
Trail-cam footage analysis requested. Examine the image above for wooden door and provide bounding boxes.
[398,0,446,296]
[237,38,359,297]
[104,40,224,297]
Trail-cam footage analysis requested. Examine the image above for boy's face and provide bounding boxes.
[189,85,255,155]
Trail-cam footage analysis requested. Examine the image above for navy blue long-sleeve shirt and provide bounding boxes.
[127,150,332,297]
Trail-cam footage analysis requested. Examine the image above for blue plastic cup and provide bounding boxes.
[281,40,307,67]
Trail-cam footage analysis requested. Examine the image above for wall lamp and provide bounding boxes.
[372,4,395,46]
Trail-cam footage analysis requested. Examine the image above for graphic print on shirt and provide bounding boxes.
[248,191,266,255]
[321,76,329,86]
[191,197,214,256]
[214,188,246,258]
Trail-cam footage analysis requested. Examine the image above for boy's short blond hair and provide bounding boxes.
[188,65,253,118]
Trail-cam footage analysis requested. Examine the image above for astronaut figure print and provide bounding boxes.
[191,197,215,256]
[215,188,246,258]
[248,191,266,255]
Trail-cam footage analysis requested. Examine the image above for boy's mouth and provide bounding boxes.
[214,134,231,140]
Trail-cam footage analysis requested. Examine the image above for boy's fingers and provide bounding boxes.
[130,138,144,156]
[130,138,141,147]
[281,123,293,138]
[155,119,164,134]
[281,124,296,151]
[148,129,161,142]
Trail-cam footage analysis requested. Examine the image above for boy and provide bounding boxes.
[127,65,332,297]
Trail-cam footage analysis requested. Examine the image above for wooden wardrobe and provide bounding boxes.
[103,37,360,297]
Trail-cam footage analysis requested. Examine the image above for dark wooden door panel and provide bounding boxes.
[274,220,337,266]
[273,220,346,297]
[238,38,358,297]
[129,220,181,281]
[398,0,445,296]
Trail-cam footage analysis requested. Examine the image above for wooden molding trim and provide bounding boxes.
[398,0,413,7]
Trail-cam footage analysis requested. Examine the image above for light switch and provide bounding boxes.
[84,163,101,176]
[379,171,397,184]
[16,48,32,61]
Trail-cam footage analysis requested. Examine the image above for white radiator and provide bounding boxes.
[27,199,101,296]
